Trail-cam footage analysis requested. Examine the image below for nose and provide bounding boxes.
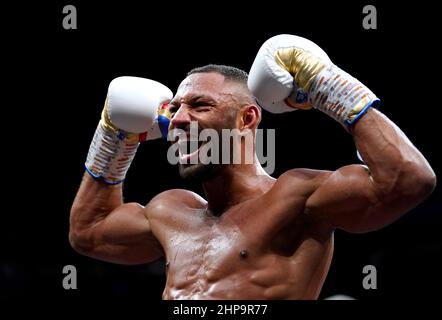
[170,105,191,130]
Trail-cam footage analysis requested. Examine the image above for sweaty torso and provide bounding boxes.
[146,170,334,300]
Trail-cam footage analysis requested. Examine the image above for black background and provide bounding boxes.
[2,0,441,306]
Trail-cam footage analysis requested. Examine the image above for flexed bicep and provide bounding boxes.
[71,200,163,265]
[305,164,385,233]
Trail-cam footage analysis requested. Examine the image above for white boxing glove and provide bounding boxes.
[85,76,173,184]
[248,34,379,126]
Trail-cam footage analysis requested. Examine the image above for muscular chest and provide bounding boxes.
[164,219,254,282]
[157,198,307,271]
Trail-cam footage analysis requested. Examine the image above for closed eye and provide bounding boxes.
[169,104,179,114]
[192,101,213,108]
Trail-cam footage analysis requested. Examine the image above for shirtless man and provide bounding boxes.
[69,35,436,299]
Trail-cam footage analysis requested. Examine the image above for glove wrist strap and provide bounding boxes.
[85,121,139,184]
[309,64,380,126]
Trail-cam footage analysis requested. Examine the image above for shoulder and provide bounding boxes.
[145,189,207,215]
[280,168,332,181]
[277,168,333,187]
[272,168,333,197]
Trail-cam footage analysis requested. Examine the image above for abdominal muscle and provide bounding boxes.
[161,232,334,300]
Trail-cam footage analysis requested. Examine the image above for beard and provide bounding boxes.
[177,127,233,182]
[178,161,222,182]
[175,109,238,182]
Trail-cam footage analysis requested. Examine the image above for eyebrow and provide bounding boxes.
[171,94,217,106]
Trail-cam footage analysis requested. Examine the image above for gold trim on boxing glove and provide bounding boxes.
[275,47,326,94]
[347,95,371,121]
[284,93,313,110]
[100,98,141,142]
[101,98,120,134]
[157,103,172,119]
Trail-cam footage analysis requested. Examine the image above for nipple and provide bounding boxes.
[240,250,248,258]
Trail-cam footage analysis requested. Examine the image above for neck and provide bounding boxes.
[202,159,273,215]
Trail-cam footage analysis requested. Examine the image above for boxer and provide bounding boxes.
[70,35,436,299]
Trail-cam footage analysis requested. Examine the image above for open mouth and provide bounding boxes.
[177,139,205,163]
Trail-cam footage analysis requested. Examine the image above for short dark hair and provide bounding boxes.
[187,64,248,85]
[186,64,258,111]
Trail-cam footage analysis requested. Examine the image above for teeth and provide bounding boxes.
[177,140,199,144]
[177,140,201,156]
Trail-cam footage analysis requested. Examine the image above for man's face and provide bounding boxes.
[169,72,240,181]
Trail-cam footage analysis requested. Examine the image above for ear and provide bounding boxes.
[240,104,261,130]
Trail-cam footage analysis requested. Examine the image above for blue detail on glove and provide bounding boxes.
[345,99,381,126]
[117,131,126,140]
[84,164,124,185]
[157,115,170,139]
[295,88,308,103]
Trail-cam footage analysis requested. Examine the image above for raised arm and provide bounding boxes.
[70,174,162,264]
[69,76,173,264]
[248,34,436,233]
[305,108,435,232]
